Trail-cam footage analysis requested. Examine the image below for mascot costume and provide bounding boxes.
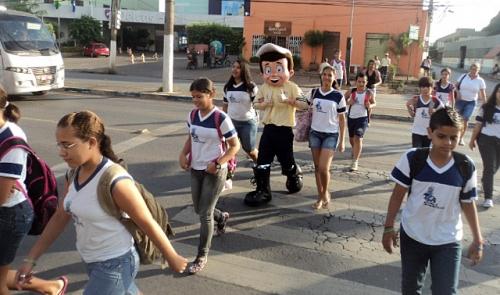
[244,43,307,207]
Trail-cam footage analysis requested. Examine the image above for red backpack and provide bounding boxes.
[0,137,58,235]
[348,88,372,122]
[189,109,237,179]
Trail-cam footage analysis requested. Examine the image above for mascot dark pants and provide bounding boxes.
[244,124,303,206]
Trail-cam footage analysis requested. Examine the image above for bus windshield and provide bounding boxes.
[0,14,58,55]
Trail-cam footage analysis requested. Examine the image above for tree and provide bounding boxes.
[303,30,324,65]
[69,16,102,46]
[5,0,46,16]
[482,11,500,36]
[186,23,244,55]
[388,32,413,75]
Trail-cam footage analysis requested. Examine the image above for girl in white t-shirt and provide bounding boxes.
[179,78,240,274]
[18,111,187,294]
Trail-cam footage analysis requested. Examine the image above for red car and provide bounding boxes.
[83,43,110,57]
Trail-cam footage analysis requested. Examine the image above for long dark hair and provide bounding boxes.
[319,65,339,90]
[0,86,21,123]
[223,60,256,96]
[57,111,120,163]
[482,83,500,124]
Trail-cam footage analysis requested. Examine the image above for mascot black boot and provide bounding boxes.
[244,166,272,206]
[285,164,303,194]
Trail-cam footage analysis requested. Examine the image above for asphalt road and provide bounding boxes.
[9,92,500,295]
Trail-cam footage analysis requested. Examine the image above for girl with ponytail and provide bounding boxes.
[18,110,187,294]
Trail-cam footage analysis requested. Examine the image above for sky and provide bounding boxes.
[430,0,500,42]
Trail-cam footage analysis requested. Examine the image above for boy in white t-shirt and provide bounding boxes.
[382,107,484,294]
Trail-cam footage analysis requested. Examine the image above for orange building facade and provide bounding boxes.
[243,0,429,77]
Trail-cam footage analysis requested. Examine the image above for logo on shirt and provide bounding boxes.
[493,115,500,124]
[423,187,444,209]
[190,128,205,144]
[420,108,430,119]
[229,94,238,103]
[315,101,326,113]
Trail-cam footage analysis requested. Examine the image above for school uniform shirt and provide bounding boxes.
[308,88,346,133]
[256,81,304,127]
[458,74,486,102]
[391,148,477,245]
[188,107,237,170]
[411,95,444,136]
[476,106,500,138]
[331,59,345,80]
[223,82,258,121]
[63,158,134,263]
[433,81,455,106]
[349,89,372,119]
[0,121,28,207]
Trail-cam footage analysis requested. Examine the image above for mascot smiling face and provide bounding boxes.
[257,43,294,88]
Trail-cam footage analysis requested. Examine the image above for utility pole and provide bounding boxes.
[162,0,174,93]
[345,0,354,87]
[425,0,434,52]
[109,0,120,74]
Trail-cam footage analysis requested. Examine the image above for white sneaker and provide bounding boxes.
[482,199,494,208]
[459,139,465,146]
[350,160,358,171]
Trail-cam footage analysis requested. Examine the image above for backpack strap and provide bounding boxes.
[452,151,473,189]
[347,87,357,117]
[409,148,430,189]
[456,74,466,90]
[96,163,129,220]
[0,137,34,197]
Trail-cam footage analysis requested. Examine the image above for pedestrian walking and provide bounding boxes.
[244,43,308,207]
[222,60,259,163]
[309,63,346,209]
[345,72,376,172]
[374,55,381,69]
[178,78,240,274]
[420,56,432,77]
[0,87,69,295]
[469,83,500,208]
[455,62,487,146]
[330,49,347,87]
[383,107,484,295]
[380,53,391,84]
[433,67,455,107]
[362,59,382,96]
[17,110,187,294]
[406,77,444,148]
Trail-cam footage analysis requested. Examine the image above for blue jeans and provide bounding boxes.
[232,118,258,153]
[400,227,461,295]
[455,99,476,121]
[0,200,33,266]
[309,130,339,150]
[84,248,140,295]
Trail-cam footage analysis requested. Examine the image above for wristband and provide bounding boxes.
[23,258,37,267]
[383,226,395,234]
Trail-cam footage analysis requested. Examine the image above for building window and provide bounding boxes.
[252,35,302,57]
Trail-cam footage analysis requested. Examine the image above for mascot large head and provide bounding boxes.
[256,43,294,87]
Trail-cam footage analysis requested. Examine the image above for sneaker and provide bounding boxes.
[188,256,207,274]
[459,138,465,146]
[350,160,358,171]
[216,212,230,235]
[482,199,494,208]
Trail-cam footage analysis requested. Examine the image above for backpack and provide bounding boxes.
[348,88,372,122]
[68,161,175,266]
[294,88,316,142]
[408,148,472,194]
[0,137,58,235]
[189,109,237,179]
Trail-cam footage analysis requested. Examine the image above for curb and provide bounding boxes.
[59,87,413,123]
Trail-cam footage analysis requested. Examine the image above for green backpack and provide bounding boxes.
[69,162,174,267]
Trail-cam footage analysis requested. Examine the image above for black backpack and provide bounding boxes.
[0,137,58,235]
[408,148,472,194]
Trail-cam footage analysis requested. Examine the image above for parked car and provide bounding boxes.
[83,43,109,57]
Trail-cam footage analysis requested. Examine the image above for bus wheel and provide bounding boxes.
[32,91,47,96]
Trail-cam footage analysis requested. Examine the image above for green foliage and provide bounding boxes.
[68,16,102,46]
[186,23,244,55]
[249,56,260,63]
[482,11,500,36]
[6,0,46,16]
[389,32,412,57]
[303,30,324,48]
[292,55,301,70]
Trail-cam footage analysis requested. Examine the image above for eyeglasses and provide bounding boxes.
[56,142,78,150]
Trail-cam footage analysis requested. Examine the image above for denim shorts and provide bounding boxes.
[455,99,477,121]
[0,200,33,266]
[348,117,369,138]
[232,118,258,153]
[84,248,140,295]
[309,129,339,150]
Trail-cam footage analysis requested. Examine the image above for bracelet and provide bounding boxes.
[23,258,37,267]
[383,226,395,234]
